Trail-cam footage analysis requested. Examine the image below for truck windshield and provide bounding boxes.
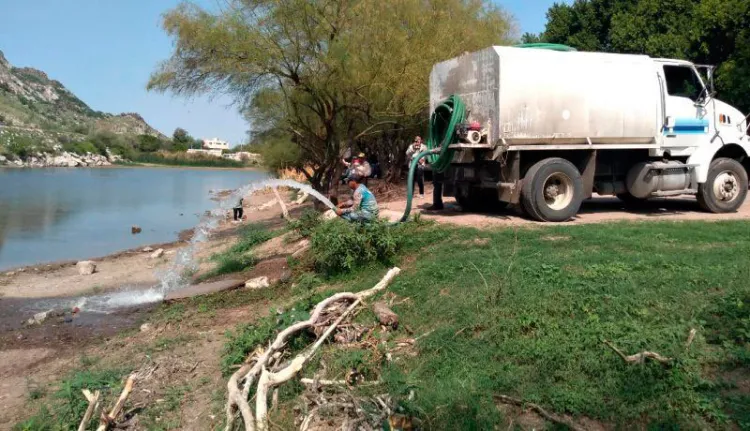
[663,65,704,101]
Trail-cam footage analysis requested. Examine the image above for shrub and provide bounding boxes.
[63,140,98,155]
[2,134,36,159]
[309,219,402,275]
[289,210,322,237]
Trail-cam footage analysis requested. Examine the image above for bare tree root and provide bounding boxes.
[603,340,672,365]
[96,374,135,431]
[272,187,291,221]
[78,389,101,431]
[224,267,401,431]
[494,395,586,431]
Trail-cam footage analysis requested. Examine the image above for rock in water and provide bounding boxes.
[131,225,142,234]
[76,261,96,275]
[142,246,154,253]
[150,248,164,259]
[245,276,270,289]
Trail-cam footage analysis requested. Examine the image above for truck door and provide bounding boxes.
[660,64,710,149]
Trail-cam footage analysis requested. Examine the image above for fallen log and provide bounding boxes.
[96,374,135,431]
[603,340,672,365]
[224,267,401,431]
[78,389,101,431]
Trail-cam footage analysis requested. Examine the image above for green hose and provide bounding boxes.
[399,95,466,222]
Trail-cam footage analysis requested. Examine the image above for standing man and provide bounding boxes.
[336,173,379,222]
[405,136,427,198]
[232,195,244,222]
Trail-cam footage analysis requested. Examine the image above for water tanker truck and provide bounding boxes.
[421,45,750,222]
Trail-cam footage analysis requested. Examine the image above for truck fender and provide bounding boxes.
[687,139,750,183]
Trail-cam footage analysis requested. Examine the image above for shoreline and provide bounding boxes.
[0,163,265,172]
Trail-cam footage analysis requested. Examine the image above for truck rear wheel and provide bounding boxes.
[521,158,584,222]
[697,158,748,213]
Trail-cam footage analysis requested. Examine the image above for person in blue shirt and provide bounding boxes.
[335,173,379,222]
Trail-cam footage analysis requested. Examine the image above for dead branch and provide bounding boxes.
[96,374,135,431]
[603,340,672,365]
[372,301,399,329]
[300,378,382,387]
[224,267,401,431]
[272,187,291,221]
[78,389,101,431]
[494,395,585,431]
[686,328,697,349]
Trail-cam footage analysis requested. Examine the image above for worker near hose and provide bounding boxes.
[406,136,427,198]
[335,172,379,222]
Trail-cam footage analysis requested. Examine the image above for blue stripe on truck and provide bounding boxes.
[664,118,709,135]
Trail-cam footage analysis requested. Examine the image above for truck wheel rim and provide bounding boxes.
[713,171,740,202]
[543,173,574,210]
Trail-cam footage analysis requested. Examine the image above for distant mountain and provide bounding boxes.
[0,50,164,139]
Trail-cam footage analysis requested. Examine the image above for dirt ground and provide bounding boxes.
[3,181,750,429]
[380,182,750,227]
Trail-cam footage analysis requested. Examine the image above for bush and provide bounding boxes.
[1,133,36,159]
[289,210,322,237]
[63,140,98,155]
[309,219,402,275]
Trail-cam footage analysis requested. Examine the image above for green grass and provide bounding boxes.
[15,368,128,431]
[365,221,750,429]
[201,223,276,280]
[241,219,749,429]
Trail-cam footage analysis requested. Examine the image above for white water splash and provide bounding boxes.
[38,179,335,314]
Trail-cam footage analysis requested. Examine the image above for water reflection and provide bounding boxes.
[0,167,269,270]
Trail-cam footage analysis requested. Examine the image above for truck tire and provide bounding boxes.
[521,158,584,222]
[697,157,748,213]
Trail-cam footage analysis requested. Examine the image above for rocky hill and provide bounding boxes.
[0,49,164,140]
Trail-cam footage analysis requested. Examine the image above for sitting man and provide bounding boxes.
[335,172,379,222]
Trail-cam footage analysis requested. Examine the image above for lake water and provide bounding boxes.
[0,167,270,270]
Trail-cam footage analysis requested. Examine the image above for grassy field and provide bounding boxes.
[14,219,750,430]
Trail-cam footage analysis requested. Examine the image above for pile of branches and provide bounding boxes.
[225,267,402,431]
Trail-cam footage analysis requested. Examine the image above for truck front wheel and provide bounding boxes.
[697,158,748,213]
[521,158,584,222]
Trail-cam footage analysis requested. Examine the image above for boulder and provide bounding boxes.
[0,155,6,163]
[142,246,154,253]
[245,276,270,289]
[131,225,142,234]
[140,323,152,332]
[150,248,164,259]
[76,260,96,275]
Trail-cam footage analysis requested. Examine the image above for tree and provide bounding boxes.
[137,134,163,152]
[149,0,515,191]
[540,0,750,115]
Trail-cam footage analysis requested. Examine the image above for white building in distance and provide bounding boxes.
[202,138,229,151]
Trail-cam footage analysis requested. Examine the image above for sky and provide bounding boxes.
[0,0,565,147]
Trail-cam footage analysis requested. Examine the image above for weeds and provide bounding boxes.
[309,219,403,275]
[15,368,126,430]
[203,223,274,279]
